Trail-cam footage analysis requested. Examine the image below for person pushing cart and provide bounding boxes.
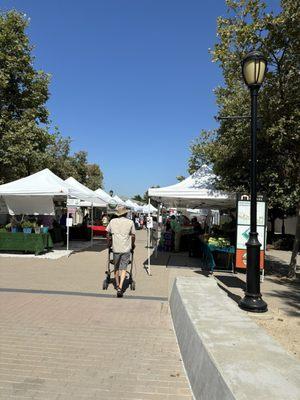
[106,206,136,297]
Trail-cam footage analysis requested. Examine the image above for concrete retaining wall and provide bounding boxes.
[170,276,300,400]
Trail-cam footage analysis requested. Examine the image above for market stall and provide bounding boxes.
[0,231,53,255]
[148,165,236,271]
[0,169,101,254]
[113,195,127,207]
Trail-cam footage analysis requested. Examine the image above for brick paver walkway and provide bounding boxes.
[0,231,193,400]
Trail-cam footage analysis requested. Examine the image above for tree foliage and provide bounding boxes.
[189,0,300,215]
[132,195,144,202]
[0,10,103,189]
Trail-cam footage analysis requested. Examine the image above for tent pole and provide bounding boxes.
[66,193,69,252]
[91,204,94,247]
[147,198,151,275]
[155,202,161,259]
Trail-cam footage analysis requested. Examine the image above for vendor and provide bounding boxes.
[191,217,204,235]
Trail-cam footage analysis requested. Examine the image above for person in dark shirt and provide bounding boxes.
[191,217,204,235]
[60,211,67,245]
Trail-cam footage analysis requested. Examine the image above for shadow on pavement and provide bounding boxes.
[265,287,300,317]
[142,251,171,267]
[0,287,168,302]
[193,270,211,277]
[215,275,246,290]
[216,283,242,305]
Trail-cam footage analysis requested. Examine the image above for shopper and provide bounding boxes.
[106,206,136,297]
[170,215,181,252]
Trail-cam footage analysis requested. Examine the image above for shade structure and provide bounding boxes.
[113,195,127,207]
[148,165,235,209]
[133,202,144,212]
[125,200,144,212]
[5,196,55,216]
[125,200,135,210]
[143,204,157,214]
[65,177,107,207]
[94,188,115,204]
[0,169,71,197]
[0,169,98,215]
[0,168,96,200]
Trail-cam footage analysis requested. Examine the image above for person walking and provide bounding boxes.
[106,206,136,297]
[170,215,182,252]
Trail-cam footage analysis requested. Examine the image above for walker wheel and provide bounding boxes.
[102,280,108,290]
[130,281,136,291]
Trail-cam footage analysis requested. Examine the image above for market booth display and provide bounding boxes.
[0,169,106,255]
[0,231,53,255]
[64,176,108,241]
[148,165,236,271]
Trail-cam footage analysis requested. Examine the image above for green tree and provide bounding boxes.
[0,10,104,191]
[0,10,53,183]
[85,164,103,190]
[132,194,144,202]
[189,0,300,277]
[176,175,186,182]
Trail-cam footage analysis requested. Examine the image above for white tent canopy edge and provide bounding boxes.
[148,165,235,209]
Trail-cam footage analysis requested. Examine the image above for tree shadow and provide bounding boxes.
[264,258,290,277]
[265,288,300,317]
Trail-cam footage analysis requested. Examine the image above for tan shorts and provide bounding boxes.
[113,252,130,271]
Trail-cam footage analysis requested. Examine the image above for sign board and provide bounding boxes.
[235,194,266,269]
[158,215,163,224]
[66,217,73,227]
[146,216,153,229]
[67,198,81,207]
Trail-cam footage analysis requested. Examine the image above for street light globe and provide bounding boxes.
[242,51,267,88]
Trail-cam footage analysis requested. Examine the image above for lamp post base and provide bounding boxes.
[239,293,268,313]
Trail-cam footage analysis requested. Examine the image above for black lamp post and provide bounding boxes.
[239,51,268,313]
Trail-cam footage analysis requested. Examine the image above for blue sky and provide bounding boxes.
[2,0,280,197]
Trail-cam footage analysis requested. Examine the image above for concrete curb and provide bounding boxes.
[170,276,300,400]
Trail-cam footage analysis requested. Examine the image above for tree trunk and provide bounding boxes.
[270,214,275,235]
[287,205,300,278]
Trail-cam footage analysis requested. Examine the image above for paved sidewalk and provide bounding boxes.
[0,231,193,400]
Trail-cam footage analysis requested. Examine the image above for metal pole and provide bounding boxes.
[91,204,94,247]
[66,194,69,252]
[147,198,151,275]
[240,87,267,313]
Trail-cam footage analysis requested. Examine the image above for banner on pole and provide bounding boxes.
[235,194,267,269]
[146,216,153,229]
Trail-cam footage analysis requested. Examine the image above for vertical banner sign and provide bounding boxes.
[236,194,266,269]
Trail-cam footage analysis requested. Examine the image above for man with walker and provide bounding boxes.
[106,206,136,297]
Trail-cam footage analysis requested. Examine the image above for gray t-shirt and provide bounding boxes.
[106,217,136,253]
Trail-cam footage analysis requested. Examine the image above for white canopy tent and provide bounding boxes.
[133,202,144,213]
[0,169,104,251]
[0,169,96,214]
[94,188,115,204]
[65,177,107,208]
[113,195,127,207]
[143,204,157,214]
[148,165,235,209]
[125,200,144,213]
[124,200,135,210]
